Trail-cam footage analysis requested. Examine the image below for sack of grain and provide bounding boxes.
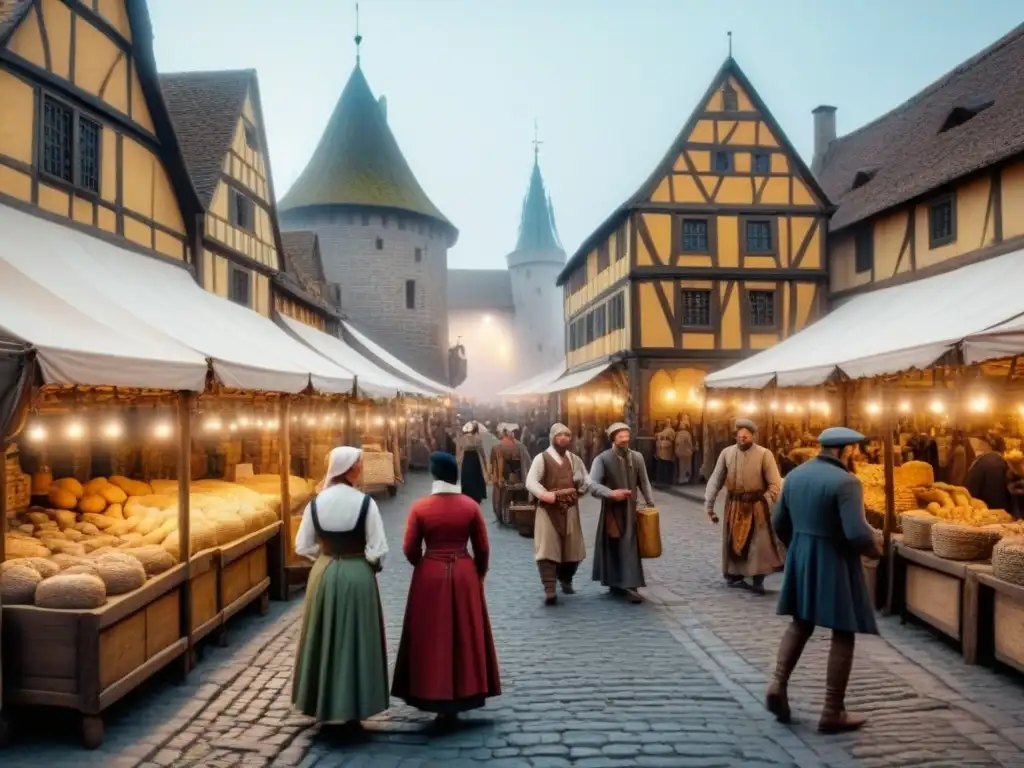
[93,552,146,595]
[35,573,107,609]
[123,546,175,576]
[1,564,42,604]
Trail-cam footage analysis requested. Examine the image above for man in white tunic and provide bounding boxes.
[704,419,784,595]
[525,423,589,604]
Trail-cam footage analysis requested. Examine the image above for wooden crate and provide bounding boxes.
[189,548,221,643]
[218,523,279,621]
[977,572,1024,674]
[1,563,188,748]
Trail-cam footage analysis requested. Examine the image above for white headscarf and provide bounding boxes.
[550,423,571,440]
[325,446,362,482]
[462,421,476,434]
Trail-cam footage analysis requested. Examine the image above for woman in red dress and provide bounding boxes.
[391,452,502,722]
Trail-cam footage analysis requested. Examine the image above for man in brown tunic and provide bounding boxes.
[704,419,784,595]
[490,424,532,524]
[525,423,589,604]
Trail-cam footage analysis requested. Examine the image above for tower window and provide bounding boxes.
[414,247,422,262]
[375,237,384,250]
[381,215,389,228]
[713,151,732,173]
[405,279,416,309]
[398,218,406,231]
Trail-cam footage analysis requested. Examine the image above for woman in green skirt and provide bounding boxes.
[292,446,390,730]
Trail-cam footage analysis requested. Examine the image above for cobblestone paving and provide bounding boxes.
[3,475,1023,767]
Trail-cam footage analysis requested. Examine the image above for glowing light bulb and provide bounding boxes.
[969,394,990,413]
[65,420,85,439]
[820,404,831,417]
[229,422,238,432]
[708,399,723,411]
[482,314,492,326]
[103,420,123,439]
[239,416,250,427]
[929,399,945,415]
[27,424,46,442]
[898,400,911,413]
[203,417,223,432]
[784,403,796,414]
[865,401,881,416]
[664,389,677,402]
[153,422,172,439]
[742,401,758,414]
[769,401,779,411]
[304,416,316,426]
[375,416,385,426]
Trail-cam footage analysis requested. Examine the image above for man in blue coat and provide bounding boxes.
[767,427,883,734]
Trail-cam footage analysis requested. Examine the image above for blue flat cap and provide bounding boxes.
[429,451,459,485]
[818,426,866,447]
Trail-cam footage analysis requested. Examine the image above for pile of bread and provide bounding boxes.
[3,474,283,609]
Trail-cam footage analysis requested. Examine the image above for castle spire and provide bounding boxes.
[354,1,363,66]
[515,140,561,253]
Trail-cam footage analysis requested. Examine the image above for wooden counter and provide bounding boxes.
[1,563,189,748]
[218,522,278,624]
[891,541,991,662]
[976,572,1024,675]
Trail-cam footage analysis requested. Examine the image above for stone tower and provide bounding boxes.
[277,61,457,384]
[505,150,566,379]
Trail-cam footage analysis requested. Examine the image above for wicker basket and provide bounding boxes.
[4,449,30,514]
[900,513,939,550]
[992,537,1024,586]
[361,451,395,487]
[931,523,1001,561]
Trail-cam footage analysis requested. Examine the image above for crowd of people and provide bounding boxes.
[286,413,1024,742]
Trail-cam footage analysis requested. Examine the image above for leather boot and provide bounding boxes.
[557,561,579,594]
[537,560,557,604]
[818,631,867,733]
[765,620,812,723]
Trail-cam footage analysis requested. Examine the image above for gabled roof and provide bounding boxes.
[278,64,457,242]
[159,70,252,208]
[556,56,829,286]
[515,157,562,253]
[447,269,514,312]
[280,230,326,285]
[818,23,1024,232]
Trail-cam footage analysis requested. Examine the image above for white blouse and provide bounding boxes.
[293,483,389,564]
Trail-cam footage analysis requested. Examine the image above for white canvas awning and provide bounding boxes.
[963,313,1024,364]
[278,315,433,397]
[535,362,612,394]
[498,363,566,397]
[0,204,354,394]
[705,248,1024,389]
[0,232,209,391]
[342,321,452,395]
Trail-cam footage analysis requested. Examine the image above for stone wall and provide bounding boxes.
[508,258,566,379]
[280,206,450,383]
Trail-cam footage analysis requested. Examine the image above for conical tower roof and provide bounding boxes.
[507,155,564,268]
[279,64,456,239]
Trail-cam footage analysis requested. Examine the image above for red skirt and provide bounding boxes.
[391,552,502,713]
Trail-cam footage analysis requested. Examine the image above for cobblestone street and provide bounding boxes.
[4,474,1024,767]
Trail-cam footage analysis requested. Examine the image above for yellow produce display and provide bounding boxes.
[5,473,283,608]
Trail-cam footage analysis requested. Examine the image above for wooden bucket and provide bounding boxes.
[511,504,535,538]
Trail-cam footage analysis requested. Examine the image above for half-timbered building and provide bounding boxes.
[0,0,201,263]
[159,68,336,330]
[555,56,831,430]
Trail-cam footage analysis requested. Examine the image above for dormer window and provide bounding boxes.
[722,85,738,111]
[243,122,259,151]
[939,99,994,133]
[850,167,879,191]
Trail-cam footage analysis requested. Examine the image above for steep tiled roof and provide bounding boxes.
[819,23,1024,232]
[280,230,326,285]
[447,269,514,312]
[0,0,31,45]
[159,70,252,208]
[516,158,562,252]
[278,64,456,242]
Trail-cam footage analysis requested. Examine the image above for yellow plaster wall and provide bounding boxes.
[96,0,132,40]
[564,221,630,318]
[0,70,33,164]
[206,181,278,268]
[275,295,327,331]
[1004,161,1024,240]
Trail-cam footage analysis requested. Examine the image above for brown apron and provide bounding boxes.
[538,452,578,537]
[725,490,765,558]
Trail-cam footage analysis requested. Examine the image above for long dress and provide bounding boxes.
[589,448,654,590]
[705,444,785,579]
[457,434,489,503]
[292,485,390,724]
[391,483,502,713]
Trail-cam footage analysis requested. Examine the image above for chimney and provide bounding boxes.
[811,105,837,176]
[378,95,387,123]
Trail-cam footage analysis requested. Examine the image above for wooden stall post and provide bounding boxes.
[273,397,292,601]
[882,401,897,615]
[344,400,355,447]
[177,391,195,673]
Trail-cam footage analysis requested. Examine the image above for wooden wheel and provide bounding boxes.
[81,715,104,749]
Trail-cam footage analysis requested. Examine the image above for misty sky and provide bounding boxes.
[149,1,1022,270]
